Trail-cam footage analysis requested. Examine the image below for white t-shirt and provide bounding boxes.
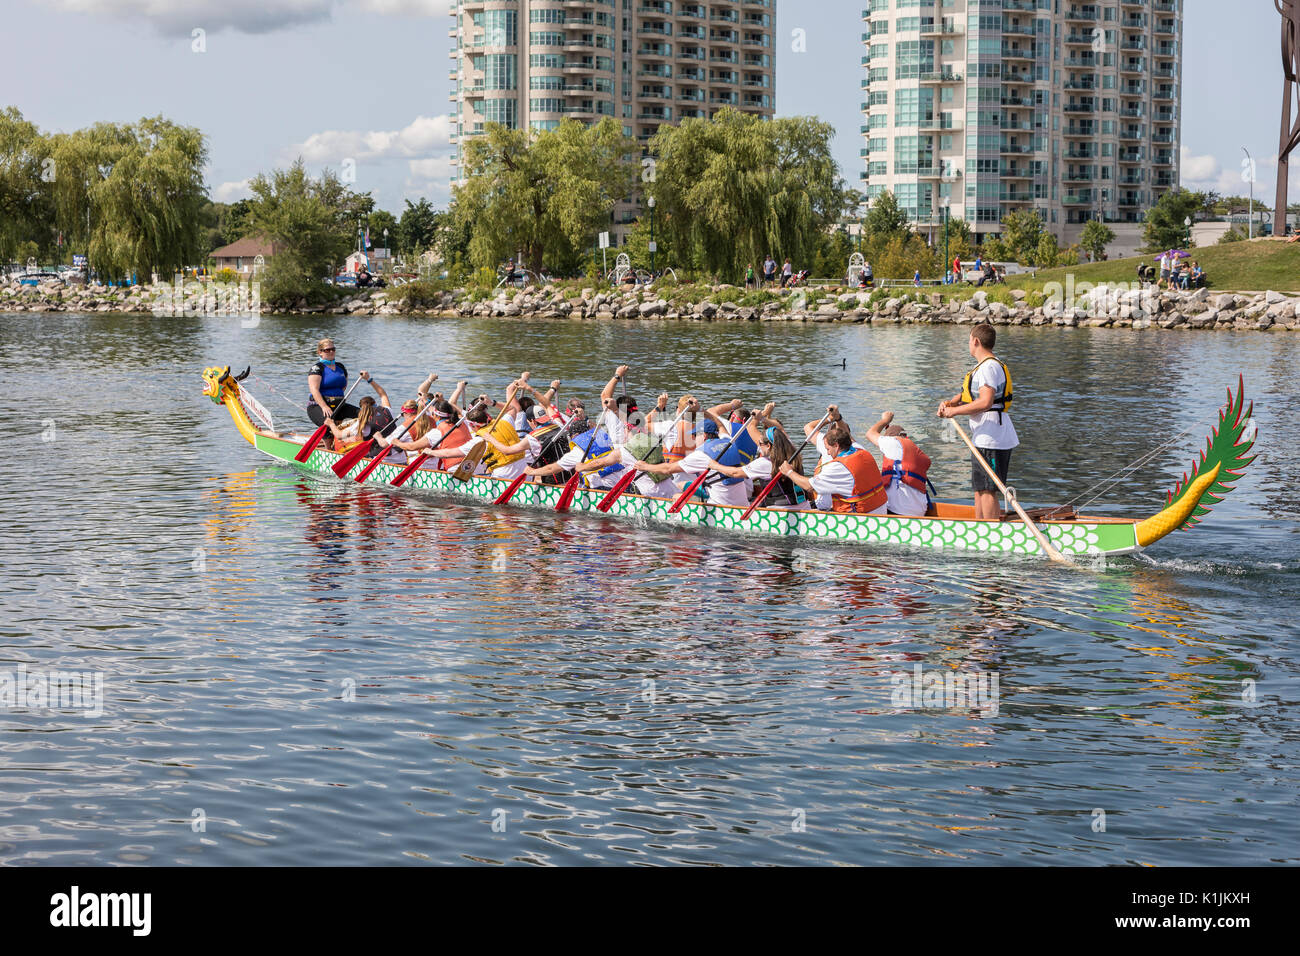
[678,449,771,507]
[877,435,928,517]
[558,444,624,489]
[600,409,628,446]
[968,359,1019,450]
[450,435,489,476]
[618,448,678,498]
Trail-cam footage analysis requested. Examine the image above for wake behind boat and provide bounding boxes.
[201,366,1257,561]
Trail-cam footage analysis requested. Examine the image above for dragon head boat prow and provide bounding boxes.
[1135,376,1256,548]
[202,366,261,445]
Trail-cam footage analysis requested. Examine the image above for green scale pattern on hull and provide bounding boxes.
[254,434,1139,558]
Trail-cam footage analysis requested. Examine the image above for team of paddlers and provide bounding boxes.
[304,321,1018,515]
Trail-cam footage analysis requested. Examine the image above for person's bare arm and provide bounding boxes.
[601,364,629,404]
[778,461,815,493]
[804,405,839,439]
[939,386,994,419]
[865,411,893,448]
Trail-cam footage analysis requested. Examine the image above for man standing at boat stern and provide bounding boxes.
[937,322,1018,521]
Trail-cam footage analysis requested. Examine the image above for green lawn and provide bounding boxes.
[1002,238,1300,293]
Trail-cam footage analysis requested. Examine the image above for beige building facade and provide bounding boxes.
[449,0,776,242]
[861,0,1182,247]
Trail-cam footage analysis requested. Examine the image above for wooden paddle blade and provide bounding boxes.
[451,443,486,483]
[596,469,637,512]
[352,442,390,483]
[553,472,581,512]
[390,454,429,488]
[494,472,529,505]
[741,474,782,522]
[668,472,707,514]
[295,423,328,462]
[331,440,372,478]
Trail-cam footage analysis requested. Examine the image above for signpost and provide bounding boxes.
[599,231,610,275]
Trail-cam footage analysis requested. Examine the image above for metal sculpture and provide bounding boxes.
[1276,1,1300,235]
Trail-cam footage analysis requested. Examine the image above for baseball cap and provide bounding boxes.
[692,419,719,437]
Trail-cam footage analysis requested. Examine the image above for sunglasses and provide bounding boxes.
[320,348,336,353]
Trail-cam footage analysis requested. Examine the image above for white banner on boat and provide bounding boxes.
[240,388,275,432]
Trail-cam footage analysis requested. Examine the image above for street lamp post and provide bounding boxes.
[941,198,950,284]
[1184,216,1192,248]
[647,195,657,274]
[1242,146,1253,239]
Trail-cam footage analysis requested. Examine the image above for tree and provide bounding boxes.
[1035,233,1060,269]
[396,197,440,254]
[937,214,975,265]
[456,118,635,273]
[1079,219,1116,262]
[648,109,851,278]
[864,190,911,242]
[245,159,357,298]
[1000,209,1044,265]
[869,232,939,282]
[979,236,1010,263]
[365,208,399,254]
[1218,226,1247,244]
[1142,187,1203,252]
[0,107,52,263]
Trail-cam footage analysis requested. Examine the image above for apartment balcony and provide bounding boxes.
[1062,193,1097,205]
[679,90,706,102]
[919,71,963,84]
[1064,56,1100,68]
[1002,119,1034,131]
[1117,195,1141,208]
[638,66,673,78]
[1063,170,1096,182]
[1153,131,1177,144]
[639,44,673,59]
[1001,167,1033,179]
[1064,102,1097,113]
[1121,39,1147,52]
[1118,149,1144,163]
[1120,15,1147,29]
[1119,60,1147,75]
[1154,65,1179,79]
[1064,32,1095,45]
[1066,147,1097,158]
[1154,173,1176,188]
[637,25,673,39]
[999,143,1033,154]
[1119,129,1144,141]
[1063,125,1096,137]
[1064,80,1097,91]
[1001,95,1035,107]
[1154,0,1179,12]
[1002,0,1037,10]
[1000,192,1033,203]
[1119,106,1143,118]
[1065,7,1099,22]
[920,118,962,132]
[1119,173,1145,185]
[1001,45,1034,61]
[1153,88,1176,101]
[1003,24,1035,37]
[921,24,963,37]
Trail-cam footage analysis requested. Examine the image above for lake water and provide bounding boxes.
[1,312,1296,866]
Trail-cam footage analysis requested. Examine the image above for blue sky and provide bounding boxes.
[0,0,1289,213]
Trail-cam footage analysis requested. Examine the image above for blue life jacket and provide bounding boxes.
[570,427,623,478]
[317,360,347,399]
[699,431,757,486]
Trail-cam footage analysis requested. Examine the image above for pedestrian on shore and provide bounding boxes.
[763,254,777,287]
[781,258,793,288]
[745,263,756,288]
[914,269,922,287]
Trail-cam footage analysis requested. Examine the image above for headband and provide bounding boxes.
[765,427,778,444]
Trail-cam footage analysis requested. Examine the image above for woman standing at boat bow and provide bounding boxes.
[306,338,361,427]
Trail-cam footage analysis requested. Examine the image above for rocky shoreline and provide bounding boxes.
[4,275,1300,331]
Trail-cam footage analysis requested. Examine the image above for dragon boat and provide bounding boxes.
[202,366,1256,560]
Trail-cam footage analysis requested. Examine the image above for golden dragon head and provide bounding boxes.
[202,366,249,405]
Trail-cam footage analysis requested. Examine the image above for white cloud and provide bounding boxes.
[289,115,454,165]
[212,178,253,202]
[32,0,440,36]
[1179,146,1219,184]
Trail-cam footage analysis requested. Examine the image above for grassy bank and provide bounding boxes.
[1001,238,1300,293]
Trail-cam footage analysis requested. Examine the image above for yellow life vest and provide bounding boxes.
[961,356,1014,421]
[479,418,524,470]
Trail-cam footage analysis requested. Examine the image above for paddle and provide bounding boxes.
[668,411,757,515]
[493,407,574,505]
[554,405,613,513]
[451,385,515,483]
[335,394,435,479]
[949,418,1073,566]
[388,397,488,488]
[740,411,833,521]
[596,403,693,513]
[296,376,368,462]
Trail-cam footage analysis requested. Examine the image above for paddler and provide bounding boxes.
[937,321,1018,520]
[865,411,934,517]
[778,406,887,515]
[600,365,640,443]
[629,403,766,507]
[391,381,529,480]
[524,413,628,489]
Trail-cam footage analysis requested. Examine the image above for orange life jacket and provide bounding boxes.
[815,447,887,514]
[880,437,933,495]
[433,419,472,472]
[664,418,694,463]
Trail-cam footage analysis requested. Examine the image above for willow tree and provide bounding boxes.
[648,110,851,278]
[455,118,635,273]
[0,108,52,263]
[44,117,208,279]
